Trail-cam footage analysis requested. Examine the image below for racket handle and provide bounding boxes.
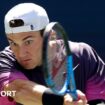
[71,92,78,101]
[66,89,77,101]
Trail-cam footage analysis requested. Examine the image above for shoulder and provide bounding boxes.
[0,46,14,59]
[69,41,93,57]
[68,41,100,69]
[0,46,16,68]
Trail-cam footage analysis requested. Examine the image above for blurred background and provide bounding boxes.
[0,0,105,61]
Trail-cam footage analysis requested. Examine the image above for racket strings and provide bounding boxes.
[47,37,68,91]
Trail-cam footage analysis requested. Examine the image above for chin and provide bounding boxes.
[20,62,40,70]
[25,67,35,70]
[22,65,35,70]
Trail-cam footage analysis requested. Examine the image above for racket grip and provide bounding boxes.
[42,89,63,105]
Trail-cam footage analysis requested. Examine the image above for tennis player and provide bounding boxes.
[0,2,105,105]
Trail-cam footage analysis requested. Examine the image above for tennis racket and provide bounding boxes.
[42,22,77,100]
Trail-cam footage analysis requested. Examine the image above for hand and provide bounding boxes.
[64,90,87,105]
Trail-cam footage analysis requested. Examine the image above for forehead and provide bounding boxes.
[7,31,41,41]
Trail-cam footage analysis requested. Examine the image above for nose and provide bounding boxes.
[17,46,27,58]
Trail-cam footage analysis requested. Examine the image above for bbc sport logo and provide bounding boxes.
[0,91,16,97]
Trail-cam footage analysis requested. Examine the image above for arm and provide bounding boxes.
[4,79,47,105]
[4,79,87,105]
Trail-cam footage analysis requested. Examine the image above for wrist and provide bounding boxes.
[42,89,63,105]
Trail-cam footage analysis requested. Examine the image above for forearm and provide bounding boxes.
[3,79,87,105]
[4,79,47,105]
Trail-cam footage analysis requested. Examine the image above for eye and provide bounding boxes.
[9,41,17,46]
[24,40,33,45]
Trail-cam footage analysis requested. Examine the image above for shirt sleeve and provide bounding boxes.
[0,46,28,91]
[74,42,105,101]
[81,44,105,101]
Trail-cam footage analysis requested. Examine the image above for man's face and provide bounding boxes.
[7,31,43,69]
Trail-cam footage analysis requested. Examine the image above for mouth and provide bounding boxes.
[20,59,32,64]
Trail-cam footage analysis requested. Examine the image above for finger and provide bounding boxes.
[77,90,87,104]
[64,93,73,105]
[78,99,85,105]
[74,99,86,105]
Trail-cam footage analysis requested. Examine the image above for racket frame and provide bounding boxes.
[42,22,77,100]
